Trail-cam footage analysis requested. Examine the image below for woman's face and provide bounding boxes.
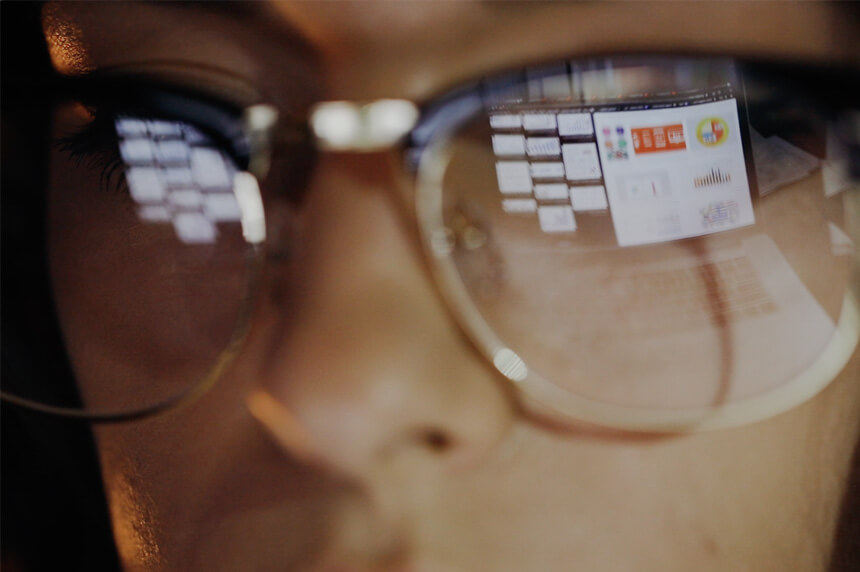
[42,2,860,570]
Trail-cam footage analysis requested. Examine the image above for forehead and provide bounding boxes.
[43,2,857,102]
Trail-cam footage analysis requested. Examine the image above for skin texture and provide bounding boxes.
[42,2,860,571]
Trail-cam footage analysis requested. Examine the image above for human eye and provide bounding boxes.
[55,80,255,203]
[2,76,281,419]
[408,56,859,431]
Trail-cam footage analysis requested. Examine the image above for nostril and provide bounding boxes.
[422,429,453,453]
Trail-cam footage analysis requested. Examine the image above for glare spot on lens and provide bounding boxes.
[311,99,419,151]
[461,226,487,250]
[233,172,266,244]
[365,99,420,146]
[244,104,279,134]
[430,227,456,257]
[310,102,361,149]
[493,348,528,382]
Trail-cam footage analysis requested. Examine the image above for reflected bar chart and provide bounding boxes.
[694,167,732,188]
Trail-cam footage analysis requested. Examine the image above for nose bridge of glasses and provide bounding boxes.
[310,99,420,152]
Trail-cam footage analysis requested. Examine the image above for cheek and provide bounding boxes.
[436,383,858,571]
[89,354,860,572]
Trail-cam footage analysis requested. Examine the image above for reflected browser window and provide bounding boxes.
[489,78,752,246]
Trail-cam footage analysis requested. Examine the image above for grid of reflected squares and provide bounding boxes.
[491,110,610,234]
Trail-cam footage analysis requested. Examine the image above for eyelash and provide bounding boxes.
[56,106,130,194]
[53,80,321,213]
[52,76,259,191]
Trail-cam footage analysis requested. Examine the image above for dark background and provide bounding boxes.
[2,2,119,570]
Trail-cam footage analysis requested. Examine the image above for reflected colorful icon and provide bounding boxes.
[696,117,729,146]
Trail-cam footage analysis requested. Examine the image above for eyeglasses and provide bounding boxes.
[2,55,858,431]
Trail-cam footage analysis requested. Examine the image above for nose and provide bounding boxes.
[248,154,515,481]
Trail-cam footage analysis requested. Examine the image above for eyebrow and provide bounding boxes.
[154,1,319,61]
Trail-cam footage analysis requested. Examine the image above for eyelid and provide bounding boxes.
[62,61,265,110]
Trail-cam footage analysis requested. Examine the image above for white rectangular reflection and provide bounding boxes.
[119,138,155,165]
[173,212,216,244]
[126,167,167,203]
[492,134,526,156]
[522,114,557,132]
[490,114,522,129]
[558,113,594,136]
[529,162,565,179]
[495,161,532,193]
[537,205,577,232]
[204,193,242,222]
[154,140,191,165]
[526,137,561,157]
[115,118,148,138]
[571,185,609,211]
[502,198,538,213]
[191,148,233,190]
[562,143,602,180]
[168,189,203,209]
[163,166,194,188]
[534,183,569,201]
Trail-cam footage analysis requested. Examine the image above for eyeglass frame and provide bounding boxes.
[2,56,859,431]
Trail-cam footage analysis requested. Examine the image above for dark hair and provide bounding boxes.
[1,3,118,569]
